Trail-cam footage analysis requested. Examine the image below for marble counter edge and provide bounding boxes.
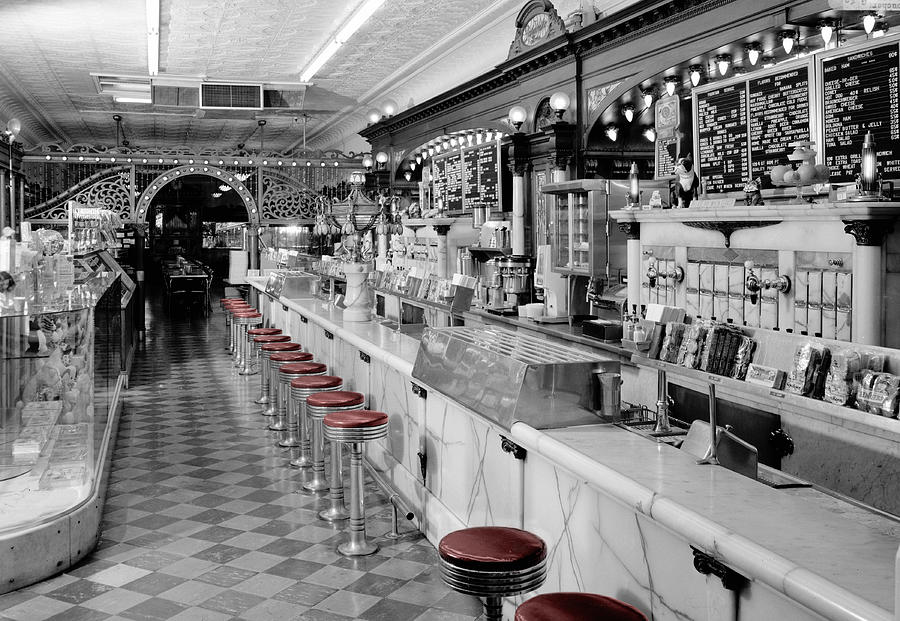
[509,421,894,621]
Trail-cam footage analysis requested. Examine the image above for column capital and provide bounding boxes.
[433,224,451,236]
[506,132,530,177]
[618,221,641,240]
[842,219,893,246]
[545,121,575,172]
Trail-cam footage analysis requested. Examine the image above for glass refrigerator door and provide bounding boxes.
[571,192,590,274]
[552,192,571,270]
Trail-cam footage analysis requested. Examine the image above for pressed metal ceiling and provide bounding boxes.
[0,0,622,155]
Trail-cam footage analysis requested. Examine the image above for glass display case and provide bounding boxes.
[543,179,611,276]
[0,271,124,591]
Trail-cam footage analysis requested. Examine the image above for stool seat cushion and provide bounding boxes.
[254,334,291,343]
[280,361,326,375]
[233,312,261,319]
[515,593,647,621]
[270,351,313,363]
[227,306,253,312]
[439,527,546,572]
[291,375,342,390]
[307,390,365,408]
[248,328,281,336]
[261,342,301,352]
[324,409,388,429]
[225,303,252,309]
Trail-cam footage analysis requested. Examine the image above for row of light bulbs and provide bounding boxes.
[602,14,889,143]
[42,154,344,167]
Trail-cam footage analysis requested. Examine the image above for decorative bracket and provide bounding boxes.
[500,435,527,460]
[682,220,781,248]
[411,382,428,399]
[618,221,640,240]
[691,546,747,591]
[842,219,894,246]
[324,330,334,340]
[359,351,371,364]
[300,315,308,323]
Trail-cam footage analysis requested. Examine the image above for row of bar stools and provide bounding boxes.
[289,375,343,472]
[439,526,547,621]
[259,342,302,416]
[515,593,647,620]
[253,335,291,404]
[245,327,281,376]
[305,390,365,522]
[233,311,262,373]
[268,351,314,433]
[323,409,388,557]
[277,361,327,449]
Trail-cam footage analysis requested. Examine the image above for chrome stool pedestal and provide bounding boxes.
[305,391,365,521]
[289,376,343,476]
[268,351,313,435]
[233,313,261,373]
[277,361,326,448]
[253,335,291,404]
[259,342,302,416]
[324,410,388,556]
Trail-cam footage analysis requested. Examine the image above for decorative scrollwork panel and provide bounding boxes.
[261,170,321,222]
[26,167,133,221]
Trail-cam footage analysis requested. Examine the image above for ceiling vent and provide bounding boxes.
[264,87,306,109]
[152,85,199,107]
[200,83,263,109]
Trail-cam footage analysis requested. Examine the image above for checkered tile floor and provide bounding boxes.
[0,291,482,621]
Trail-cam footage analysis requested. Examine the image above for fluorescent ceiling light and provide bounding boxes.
[115,96,152,103]
[300,0,385,82]
[147,0,160,76]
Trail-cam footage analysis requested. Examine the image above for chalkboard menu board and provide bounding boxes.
[694,59,813,194]
[431,142,501,213]
[697,84,749,192]
[749,67,811,189]
[822,42,900,183]
[655,136,678,178]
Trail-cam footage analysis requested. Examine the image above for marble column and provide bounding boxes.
[248,226,260,307]
[843,219,892,346]
[619,221,641,313]
[434,224,451,279]
[8,171,15,234]
[17,177,24,228]
[507,133,529,257]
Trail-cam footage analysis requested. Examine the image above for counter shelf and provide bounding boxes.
[0,272,126,593]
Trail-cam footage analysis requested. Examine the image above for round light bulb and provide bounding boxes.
[382,100,397,116]
[717,57,730,76]
[665,78,676,97]
[375,151,389,164]
[549,91,570,112]
[605,125,618,141]
[623,104,635,123]
[643,127,656,142]
[642,90,654,109]
[508,105,527,127]
[864,13,877,34]
[362,155,373,169]
[367,109,381,124]
[782,31,795,54]
[747,46,760,66]
[821,24,834,45]
[690,66,702,87]
[6,118,21,138]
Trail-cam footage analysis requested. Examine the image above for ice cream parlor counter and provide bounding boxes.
[0,271,129,593]
[249,274,900,621]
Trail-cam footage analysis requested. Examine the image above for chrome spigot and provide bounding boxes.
[744,260,790,305]
[647,257,684,288]
[655,369,672,433]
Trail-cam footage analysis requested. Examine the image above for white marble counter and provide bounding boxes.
[511,422,897,621]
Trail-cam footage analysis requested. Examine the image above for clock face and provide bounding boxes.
[522,12,551,46]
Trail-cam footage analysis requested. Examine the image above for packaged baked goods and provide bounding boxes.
[730,335,756,380]
[660,322,685,363]
[785,342,826,397]
[857,370,900,416]
[824,349,861,406]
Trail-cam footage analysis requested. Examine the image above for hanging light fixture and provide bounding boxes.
[375,151,389,169]
[642,88,654,109]
[605,124,618,142]
[622,103,635,123]
[715,54,732,76]
[863,12,878,35]
[664,76,678,97]
[689,65,703,87]
[781,30,797,54]
[643,127,656,142]
[549,91,571,120]
[819,20,835,45]
[362,155,374,170]
[745,42,762,66]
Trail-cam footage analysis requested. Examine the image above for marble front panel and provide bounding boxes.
[424,395,523,530]
[369,359,418,475]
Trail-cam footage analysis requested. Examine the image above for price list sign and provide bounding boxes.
[463,148,480,209]
[655,136,678,178]
[823,43,900,183]
[749,67,811,188]
[432,157,447,207]
[697,84,749,192]
[477,144,499,206]
[444,153,463,211]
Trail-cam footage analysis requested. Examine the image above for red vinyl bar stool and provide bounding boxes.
[304,390,365,521]
[246,328,283,380]
[323,409,388,556]
[439,526,548,621]
[232,311,262,373]
[259,342,302,416]
[253,334,291,404]
[277,361,327,448]
[515,593,647,621]
[269,351,314,433]
[289,375,343,474]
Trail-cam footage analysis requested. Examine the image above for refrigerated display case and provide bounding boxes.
[543,179,611,276]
